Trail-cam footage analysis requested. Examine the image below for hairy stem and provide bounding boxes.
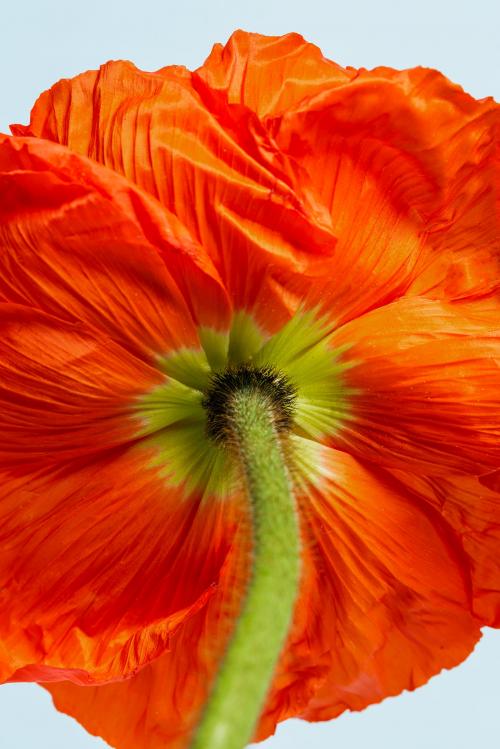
[190,386,301,749]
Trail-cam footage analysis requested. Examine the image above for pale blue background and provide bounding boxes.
[0,1,499,747]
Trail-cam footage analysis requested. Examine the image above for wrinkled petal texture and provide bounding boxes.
[1,27,499,749]
[44,448,480,748]
[387,470,500,628]
[0,134,230,342]
[289,449,479,725]
[199,31,500,311]
[0,447,240,685]
[0,305,161,467]
[0,136,241,684]
[16,31,499,328]
[45,527,251,749]
[11,58,336,332]
[331,298,500,475]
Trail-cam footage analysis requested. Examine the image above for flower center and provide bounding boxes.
[134,309,353,498]
[202,365,297,445]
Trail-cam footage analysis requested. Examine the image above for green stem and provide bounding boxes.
[190,387,301,749]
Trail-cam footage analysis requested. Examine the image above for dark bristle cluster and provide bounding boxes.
[202,364,297,445]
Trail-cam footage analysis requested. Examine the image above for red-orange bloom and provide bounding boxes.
[1,30,499,748]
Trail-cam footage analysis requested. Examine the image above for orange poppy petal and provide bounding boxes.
[274,71,498,320]
[332,297,500,474]
[0,134,230,346]
[3,31,498,747]
[44,528,250,749]
[0,446,239,686]
[0,304,162,468]
[281,448,479,727]
[11,61,335,331]
[198,31,499,319]
[388,470,500,627]
[42,447,479,747]
[480,469,500,493]
[197,30,352,118]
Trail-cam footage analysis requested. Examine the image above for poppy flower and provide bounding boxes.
[1,29,499,749]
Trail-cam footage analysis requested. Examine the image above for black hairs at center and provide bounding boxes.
[202,364,297,445]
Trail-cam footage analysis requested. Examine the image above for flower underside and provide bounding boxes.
[135,310,353,497]
[203,365,297,444]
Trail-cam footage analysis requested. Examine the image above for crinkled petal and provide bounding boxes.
[0,304,162,468]
[44,527,250,749]
[199,31,499,318]
[197,30,352,118]
[3,30,498,747]
[332,297,500,475]
[42,447,480,746]
[274,72,499,318]
[389,470,500,627]
[12,62,336,332]
[0,447,240,685]
[0,134,231,345]
[278,447,479,726]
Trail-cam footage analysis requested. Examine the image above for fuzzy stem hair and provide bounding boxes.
[191,367,301,749]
